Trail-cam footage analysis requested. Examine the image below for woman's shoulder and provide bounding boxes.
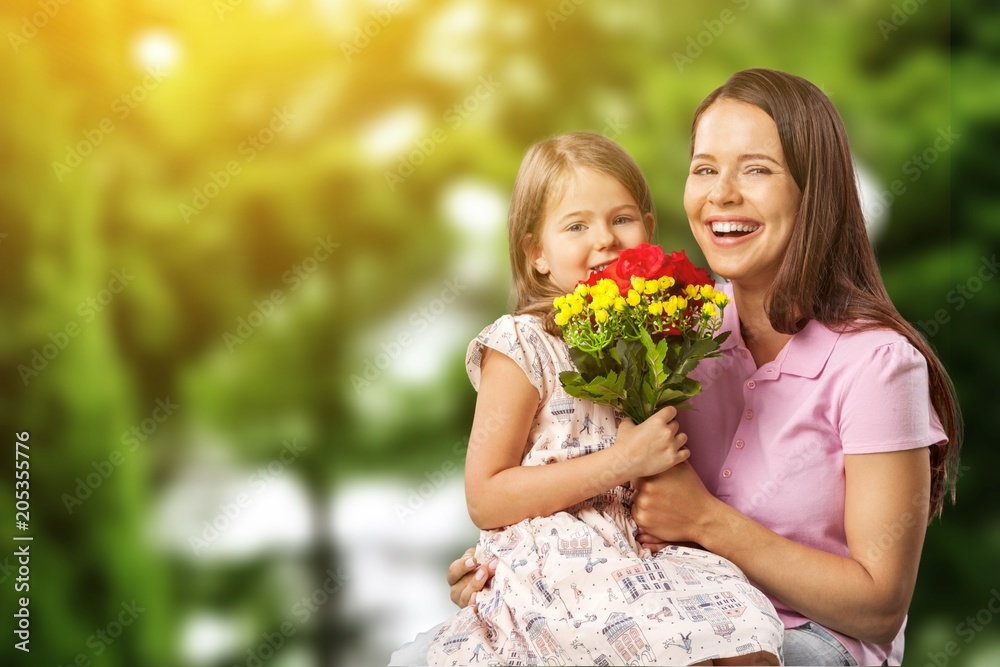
[830,323,915,350]
[824,323,927,371]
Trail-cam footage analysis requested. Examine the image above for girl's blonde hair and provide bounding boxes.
[508,132,656,335]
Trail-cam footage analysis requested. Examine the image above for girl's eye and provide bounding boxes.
[613,216,634,225]
[567,222,585,232]
[747,167,771,175]
[692,166,716,175]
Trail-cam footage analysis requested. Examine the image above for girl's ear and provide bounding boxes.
[524,233,549,274]
[643,212,656,240]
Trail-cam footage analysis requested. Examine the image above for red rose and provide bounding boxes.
[581,244,714,294]
[663,249,713,286]
[617,243,669,280]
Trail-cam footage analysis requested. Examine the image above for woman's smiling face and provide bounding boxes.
[684,99,802,291]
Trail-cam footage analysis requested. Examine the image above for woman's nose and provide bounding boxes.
[708,172,741,206]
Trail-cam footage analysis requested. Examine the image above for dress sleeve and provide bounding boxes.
[466,315,545,398]
[839,340,948,454]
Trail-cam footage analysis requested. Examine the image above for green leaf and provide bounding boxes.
[559,370,628,408]
[652,389,692,407]
[568,346,620,378]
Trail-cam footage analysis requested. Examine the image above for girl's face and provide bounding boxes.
[684,99,802,291]
[531,167,651,294]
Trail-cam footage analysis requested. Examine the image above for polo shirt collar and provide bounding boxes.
[778,320,841,378]
[715,282,840,378]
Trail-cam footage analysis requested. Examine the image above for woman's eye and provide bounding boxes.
[692,166,715,175]
[613,216,634,225]
[747,167,771,175]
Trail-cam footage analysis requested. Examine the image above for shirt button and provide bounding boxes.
[722,469,732,478]
[745,409,754,420]
[735,439,745,449]
[747,380,756,389]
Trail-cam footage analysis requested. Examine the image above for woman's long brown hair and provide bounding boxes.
[692,68,962,519]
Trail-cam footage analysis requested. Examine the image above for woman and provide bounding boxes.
[415,68,962,666]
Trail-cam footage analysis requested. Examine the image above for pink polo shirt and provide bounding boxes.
[679,283,947,667]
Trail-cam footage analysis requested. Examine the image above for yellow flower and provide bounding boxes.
[589,290,610,310]
[700,285,716,300]
[664,297,678,316]
[713,292,729,307]
[613,296,626,312]
[553,295,567,309]
[685,284,700,299]
[595,309,609,324]
[554,310,570,326]
[626,289,642,306]
[648,301,663,316]
[702,302,717,318]
[658,276,675,290]
[631,276,646,292]
[571,299,584,315]
[676,297,688,310]
[597,279,620,297]
[643,281,659,295]
[574,283,589,297]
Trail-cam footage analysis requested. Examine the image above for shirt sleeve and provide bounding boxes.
[466,315,545,398]
[839,340,948,454]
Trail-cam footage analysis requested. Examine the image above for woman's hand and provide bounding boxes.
[631,461,721,545]
[616,406,690,479]
[447,547,497,608]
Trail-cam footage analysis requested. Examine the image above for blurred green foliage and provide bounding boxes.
[0,1,997,666]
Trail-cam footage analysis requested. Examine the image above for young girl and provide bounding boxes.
[425,133,783,666]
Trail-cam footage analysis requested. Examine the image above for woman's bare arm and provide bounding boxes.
[633,448,930,644]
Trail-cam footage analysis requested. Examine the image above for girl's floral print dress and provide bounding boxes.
[427,315,784,666]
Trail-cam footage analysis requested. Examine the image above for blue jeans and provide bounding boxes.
[783,623,859,666]
[391,620,860,666]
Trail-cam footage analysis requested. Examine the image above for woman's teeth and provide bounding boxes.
[590,263,611,273]
[710,221,761,235]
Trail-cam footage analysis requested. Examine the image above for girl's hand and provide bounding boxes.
[632,461,719,544]
[616,406,690,479]
[447,547,497,608]
[634,528,671,553]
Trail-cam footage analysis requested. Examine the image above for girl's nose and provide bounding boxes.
[594,224,617,249]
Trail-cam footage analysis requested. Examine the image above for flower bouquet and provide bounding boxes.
[553,243,730,423]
